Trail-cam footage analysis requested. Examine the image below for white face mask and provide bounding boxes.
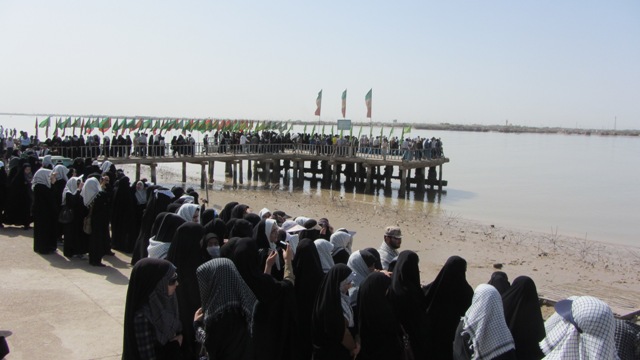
[207,245,220,258]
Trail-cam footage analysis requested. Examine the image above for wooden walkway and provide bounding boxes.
[82,143,450,192]
[539,283,640,319]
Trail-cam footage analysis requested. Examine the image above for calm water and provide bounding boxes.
[2,116,638,246]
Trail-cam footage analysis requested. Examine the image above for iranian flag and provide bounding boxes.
[341,89,347,118]
[39,116,51,138]
[365,89,372,118]
[314,90,322,116]
[99,117,111,134]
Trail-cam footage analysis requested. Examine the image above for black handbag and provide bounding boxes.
[58,206,74,224]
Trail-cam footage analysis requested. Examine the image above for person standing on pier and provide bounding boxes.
[378,226,402,270]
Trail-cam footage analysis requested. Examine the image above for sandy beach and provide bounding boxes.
[136,164,640,318]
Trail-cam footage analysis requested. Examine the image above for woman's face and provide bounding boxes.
[24,167,31,175]
[269,224,279,243]
[167,273,179,296]
[136,182,144,191]
[191,209,200,223]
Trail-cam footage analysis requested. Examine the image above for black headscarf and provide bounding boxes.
[200,208,218,226]
[230,219,254,239]
[150,212,170,239]
[166,202,181,214]
[423,255,474,360]
[253,219,271,249]
[219,201,239,223]
[220,237,241,261]
[204,219,227,240]
[357,272,404,360]
[488,271,511,295]
[293,238,325,360]
[243,213,261,228]
[122,258,181,359]
[362,247,383,270]
[311,264,353,355]
[501,276,545,360]
[155,214,186,244]
[171,186,185,199]
[230,204,250,220]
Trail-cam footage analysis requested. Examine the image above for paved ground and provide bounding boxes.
[1,226,132,360]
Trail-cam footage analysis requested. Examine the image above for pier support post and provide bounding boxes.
[233,162,238,187]
[265,162,271,186]
[208,161,214,183]
[365,165,373,193]
[400,168,407,194]
[247,160,252,179]
[150,163,157,185]
[239,160,244,185]
[200,163,206,189]
[181,162,187,183]
[438,164,443,191]
[385,166,393,188]
[135,163,141,182]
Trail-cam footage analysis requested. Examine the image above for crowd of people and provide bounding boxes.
[0,125,636,360]
[0,126,444,162]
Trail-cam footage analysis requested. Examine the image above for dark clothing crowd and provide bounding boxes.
[0,129,634,360]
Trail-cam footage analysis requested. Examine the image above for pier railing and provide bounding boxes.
[41,143,444,162]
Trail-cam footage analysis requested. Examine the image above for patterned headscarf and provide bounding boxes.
[540,296,618,360]
[141,264,182,345]
[196,258,257,334]
[461,284,515,360]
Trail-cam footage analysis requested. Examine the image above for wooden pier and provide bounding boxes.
[81,143,449,193]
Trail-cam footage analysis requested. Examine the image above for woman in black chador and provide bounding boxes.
[292,238,325,360]
[423,255,474,360]
[122,258,183,360]
[4,163,33,229]
[62,176,89,257]
[132,187,173,264]
[32,168,58,254]
[167,222,206,360]
[111,176,136,252]
[311,263,358,360]
[51,164,69,241]
[81,177,111,267]
[387,251,428,360]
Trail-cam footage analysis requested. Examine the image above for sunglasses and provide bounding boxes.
[168,273,179,285]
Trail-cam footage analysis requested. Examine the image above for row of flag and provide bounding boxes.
[35,117,295,138]
[315,89,373,119]
[34,115,412,140]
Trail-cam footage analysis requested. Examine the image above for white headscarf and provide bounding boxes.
[346,250,373,305]
[179,195,195,204]
[100,160,113,173]
[540,296,618,360]
[263,219,280,270]
[135,181,147,205]
[461,284,515,360]
[295,216,309,226]
[177,204,200,223]
[62,176,82,205]
[330,231,353,255]
[53,164,68,181]
[81,177,102,207]
[32,168,53,189]
[42,155,53,168]
[258,208,271,218]
[314,239,335,273]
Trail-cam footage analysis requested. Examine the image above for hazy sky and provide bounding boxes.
[1,1,639,129]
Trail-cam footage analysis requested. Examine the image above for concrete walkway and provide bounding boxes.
[1,226,132,359]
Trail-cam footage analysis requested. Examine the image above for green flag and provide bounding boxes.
[389,126,394,138]
[404,125,412,135]
[310,125,316,137]
[331,125,334,136]
[39,116,51,128]
[322,124,325,135]
[303,124,307,134]
[358,126,363,139]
